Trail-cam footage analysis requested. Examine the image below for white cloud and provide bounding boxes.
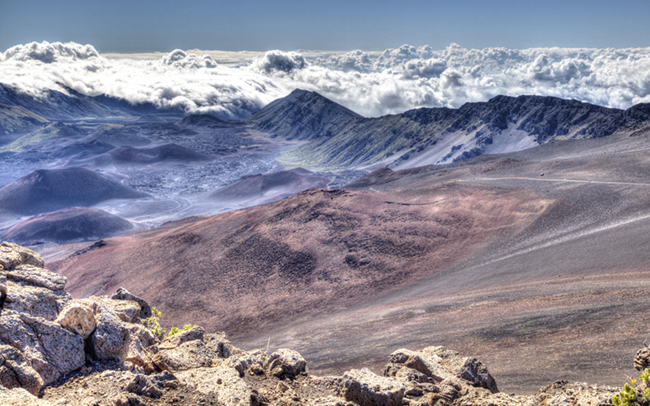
[251,50,307,73]
[3,41,650,120]
[1,41,99,63]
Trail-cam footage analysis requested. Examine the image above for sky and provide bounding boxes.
[2,1,650,119]
[1,0,650,53]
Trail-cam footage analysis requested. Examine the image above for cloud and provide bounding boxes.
[161,49,217,69]
[1,41,100,63]
[3,41,650,120]
[251,50,307,73]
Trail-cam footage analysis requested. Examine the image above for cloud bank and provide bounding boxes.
[3,41,650,119]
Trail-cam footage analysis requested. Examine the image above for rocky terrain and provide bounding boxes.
[0,241,636,405]
[44,121,650,393]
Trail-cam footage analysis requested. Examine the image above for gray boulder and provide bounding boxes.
[341,367,405,406]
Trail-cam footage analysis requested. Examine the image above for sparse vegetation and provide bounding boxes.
[142,306,199,339]
[612,370,650,406]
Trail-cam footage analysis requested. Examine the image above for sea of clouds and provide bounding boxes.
[2,41,650,119]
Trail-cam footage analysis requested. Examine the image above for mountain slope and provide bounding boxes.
[0,167,149,215]
[279,95,650,169]
[1,207,133,245]
[0,104,49,135]
[244,89,363,140]
[210,168,330,204]
[47,129,650,391]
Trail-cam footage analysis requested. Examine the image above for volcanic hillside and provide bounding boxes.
[1,206,133,245]
[0,167,149,215]
[0,104,48,136]
[277,93,650,168]
[245,89,363,140]
[48,125,650,393]
[103,144,211,165]
[210,168,331,204]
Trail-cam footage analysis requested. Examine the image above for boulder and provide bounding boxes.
[125,371,178,398]
[90,305,130,361]
[55,301,96,339]
[267,348,307,377]
[0,311,84,393]
[0,384,54,406]
[384,348,454,383]
[3,280,71,321]
[0,344,44,395]
[112,287,152,319]
[151,338,215,372]
[158,325,204,349]
[340,368,405,406]
[0,242,44,270]
[176,365,253,406]
[205,332,238,359]
[79,296,143,323]
[422,346,498,393]
[635,347,650,371]
[4,264,66,291]
[228,349,268,376]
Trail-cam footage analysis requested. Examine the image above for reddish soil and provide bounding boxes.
[47,130,650,393]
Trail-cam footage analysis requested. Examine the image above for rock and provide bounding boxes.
[422,346,498,393]
[0,384,54,405]
[0,242,45,270]
[151,338,215,372]
[636,348,650,371]
[267,348,307,377]
[111,287,152,319]
[0,311,84,391]
[228,349,268,376]
[158,325,204,349]
[4,280,71,321]
[536,380,616,406]
[309,397,354,406]
[125,324,156,372]
[125,371,177,398]
[176,365,253,406]
[341,368,406,406]
[79,297,142,323]
[205,332,238,359]
[385,348,454,383]
[0,343,44,395]
[55,302,96,339]
[4,264,66,291]
[91,306,130,361]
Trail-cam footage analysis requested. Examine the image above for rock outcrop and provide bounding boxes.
[0,242,635,405]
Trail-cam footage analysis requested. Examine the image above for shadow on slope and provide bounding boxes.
[1,207,133,245]
[0,167,149,215]
[209,168,330,205]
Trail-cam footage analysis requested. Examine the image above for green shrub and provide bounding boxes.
[141,307,199,340]
[613,370,650,406]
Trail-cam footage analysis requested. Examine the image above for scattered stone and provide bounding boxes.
[176,365,252,405]
[111,287,152,319]
[341,367,406,406]
[267,348,307,377]
[90,306,130,361]
[422,346,498,393]
[55,302,96,339]
[635,347,650,371]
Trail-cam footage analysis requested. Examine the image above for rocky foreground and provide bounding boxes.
[0,241,639,405]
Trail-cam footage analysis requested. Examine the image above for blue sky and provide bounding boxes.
[1,0,649,52]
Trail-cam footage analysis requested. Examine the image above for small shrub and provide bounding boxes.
[613,370,650,406]
[142,307,199,340]
[142,306,166,339]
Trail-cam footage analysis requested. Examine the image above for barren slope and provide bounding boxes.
[46,128,650,394]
